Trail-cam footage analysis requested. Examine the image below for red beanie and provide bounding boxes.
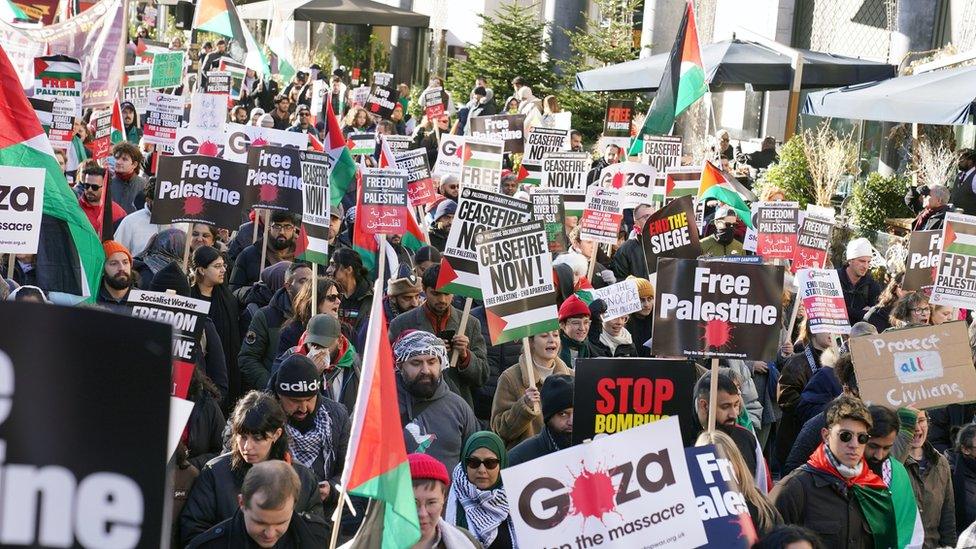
[408,453,449,485]
[559,294,590,322]
[102,240,132,264]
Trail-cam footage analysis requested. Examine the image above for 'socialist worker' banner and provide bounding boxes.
[246,146,304,213]
[539,151,589,217]
[580,185,623,246]
[474,219,559,344]
[573,358,697,446]
[360,168,409,235]
[521,127,569,185]
[396,148,437,207]
[932,212,976,310]
[152,154,247,228]
[469,114,526,154]
[0,302,171,547]
[903,230,941,291]
[299,150,331,265]
[796,268,851,335]
[502,417,707,549]
[641,195,701,277]
[791,214,833,272]
[652,258,784,361]
[460,137,504,193]
[685,445,757,547]
[850,321,976,409]
[755,201,799,260]
[437,188,532,300]
[0,166,45,255]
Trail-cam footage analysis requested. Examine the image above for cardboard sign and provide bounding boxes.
[598,161,660,208]
[0,165,45,255]
[150,50,185,88]
[469,114,526,154]
[299,150,331,265]
[42,96,74,149]
[582,279,642,321]
[421,86,445,119]
[641,195,702,277]
[530,192,566,253]
[222,123,307,163]
[33,54,82,120]
[521,127,570,185]
[755,201,799,260]
[850,321,976,409]
[664,166,702,201]
[142,91,183,147]
[797,268,851,334]
[539,151,589,216]
[603,98,635,146]
[685,445,757,548]
[364,84,399,119]
[437,188,532,299]
[0,302,171,548]
[460,137,504,192]
[174,126,225,157]
[347,131,376,156]
[580,186,623,245]
[573,358,698,445]
[396,148,437,207]
[903,230,941,291]
[122,64,151,114]
[310,80,327,119]
[203,71,232,95]
[152,154,247,228]
[641,135,682,176]
[246,146,304,213]
[791,214,833,272]
[360,168,409,235]
[653,258,784,361]
[88,108,113,160]
[128,289,210,365]
[931,212,976,309]
[474,220,559,344]
[432,134,464,178]
[501,417,707,549]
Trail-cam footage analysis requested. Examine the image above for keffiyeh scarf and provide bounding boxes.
[446,462,517,548]
[286,402,334,474]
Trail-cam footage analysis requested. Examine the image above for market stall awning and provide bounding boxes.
[574,38,896,92]
[238,0,430,27]
[802,65,976,125]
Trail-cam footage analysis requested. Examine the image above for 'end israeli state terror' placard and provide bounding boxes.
[931,212,976,309]
[152,154,247,228]
[641,195,701,276]
[653,258,784,361]
[474,219,558,344]
[360,168,409,235]
[246,146,303,213]
[797,268,851,335]
[580,185,622,245]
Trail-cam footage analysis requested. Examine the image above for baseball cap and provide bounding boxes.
[305,314,340,348]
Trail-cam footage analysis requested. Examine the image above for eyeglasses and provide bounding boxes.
[838,430,870,445]
[81,183,102,190]
[910,307,929,314]
[465,457,500,470]
[565,319,590,329]
[324,293,341,302]
[270,223,296,232]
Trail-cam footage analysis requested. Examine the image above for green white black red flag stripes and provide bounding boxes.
[665,165,702,198]
[460,137,503,192]
[932,212,976,309]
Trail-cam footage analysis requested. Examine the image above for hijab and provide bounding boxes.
[446,431,516,547]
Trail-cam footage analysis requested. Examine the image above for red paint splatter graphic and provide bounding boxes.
[702,318,733,350]
[259,184,279,202]
[252,137,269,147]
[610,172,625,189]
[569,464,617,523]
[198,140,219,157]
[183,196,205,216]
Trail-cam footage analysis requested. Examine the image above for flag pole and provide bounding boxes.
[707,357,719,432]
[6,254,14,279]
[521,337,538,413]
[449,297,472,367]
[259,209,271,270]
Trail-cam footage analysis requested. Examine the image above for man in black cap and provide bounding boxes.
[287,104,313,134]
[508,374,575,466]
[268,354,350,507]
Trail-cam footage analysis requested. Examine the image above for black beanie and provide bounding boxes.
[150,261,190,296]
[193,245,221,270]
[542,374,574,422]
[275,355,321,397]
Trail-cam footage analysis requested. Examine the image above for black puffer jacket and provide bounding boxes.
[238,288,293,392]
[186,389,226,471]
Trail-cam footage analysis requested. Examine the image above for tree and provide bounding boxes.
[446,2,555,109]
[556,0,641,143]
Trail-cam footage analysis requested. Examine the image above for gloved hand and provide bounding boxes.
[598,270,616,285]
[588,298,607,317]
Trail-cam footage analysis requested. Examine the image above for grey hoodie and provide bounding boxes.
[397,373,479,474]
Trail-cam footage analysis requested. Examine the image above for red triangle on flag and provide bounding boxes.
[516,164,529,182]
[485,309,508,342]
[462,144,473,163]
[346,137,356,151]
[435,257,459,290]
[943,224,957,249]
[295,225,309,257]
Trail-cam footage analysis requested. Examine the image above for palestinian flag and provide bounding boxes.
[29,97,53,134]
[110,97,125,145]
[340,277,422,549]
[666,166,702,198]
[192,0,269,77]
[463,139,503,170]
[0,45,103,303]
[887,458,925,548]
[942,215,976,257]
[66,133,89,173]
[698,160,753,229]
[324,95,357,208]
[629,0,707,156]
[0,0,27,22]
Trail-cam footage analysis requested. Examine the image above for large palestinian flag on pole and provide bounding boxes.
[192,0,270,77]
[629,0,707,155]
[0,45,103,303]
[698,160,754,229]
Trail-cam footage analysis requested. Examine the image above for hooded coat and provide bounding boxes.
[238,288,293,392]
[398,374,480,474]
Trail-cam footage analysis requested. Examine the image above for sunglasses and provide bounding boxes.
[81,183,102,190]
[838,430,870,445]
[324,293,341,302]
[465,457,500,470]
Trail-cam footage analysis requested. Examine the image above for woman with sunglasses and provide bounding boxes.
[277,277,346,355]
[191,245,243,411]
[446,431,518,549]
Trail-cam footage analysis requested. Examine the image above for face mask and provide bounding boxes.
[715,227,734,245]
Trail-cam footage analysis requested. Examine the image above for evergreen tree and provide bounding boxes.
[446,2,556,110]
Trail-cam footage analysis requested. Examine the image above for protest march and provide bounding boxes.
[6,0,976,548]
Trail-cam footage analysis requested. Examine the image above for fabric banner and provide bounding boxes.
[573,358,697,445]
[460,136,503,192]
[437,187,532,299]
[501,417,707,549]
[152,154,247,228]
[641,195,701,277]
[360,167,409,235]
[653,258,784,361]
[791,214,833,272]
[396,148,436,207]
[245,146,304,213]
[641,135,682,178]
[539,151,588,216]
[432,134,464,178]
[580,186,623,245]
[685,445,757,548]
[0,165,45,254]
[0,302,170,548]
[903,230,941,291]
[797,268,851,335]
[142,91,183,147]
[755,201,799,260]
[521,127,569,185]
[598,161,660,208]
[850,321,976,409]
[931,212,976,309]
[580,279,642,321]
[364,84,398,119]
[122,64,152,114]
[474,219,558,344]
[299,150,331,265]
[469,114,526,154]
[530,192,566,253]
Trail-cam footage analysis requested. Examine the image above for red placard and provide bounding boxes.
[171,360,194,399]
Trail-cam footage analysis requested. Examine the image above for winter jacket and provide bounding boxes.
[470,306,521,422]
[179,453,323,546]
[114,206,180,257]
[79,196,126,236]
[911,205,949,232]
[186,390,226,470]
[338,279,373,346]
[238,288,293,392]
[490,355,573,449]
[389,305,489,408]
[775,346,822,467]
[235,280,276,329]
[928,404,976,453]
[590,331,639,358]
[186,508,328,548]
[862,304,893,333]
[508,426,562,466]
[273,341,361,415]
[586,158,609,186]
[200,317,229,402]
[905,442,956,548]
[723,360,763,430]
[837,267,882,327]
[109,173,146,214]
[558,330,600,369]
[626,313,653,357]
[172,462,199,548]
[608,237,648,280]
[229,239,292,290]
[771,465,876,548]
[949,450,976,536]
[796,366,841,427]
[398,375,480,474]
[228,220,260,261]
[699,236,745,257]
